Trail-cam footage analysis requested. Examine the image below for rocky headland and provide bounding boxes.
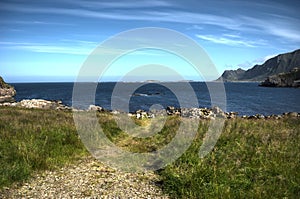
[0,77,16,103]
[217,49,300,82]
[259,67,300,87]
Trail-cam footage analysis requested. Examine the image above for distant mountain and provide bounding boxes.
[217,49,300,82]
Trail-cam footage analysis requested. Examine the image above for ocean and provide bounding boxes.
[11,82,300,116]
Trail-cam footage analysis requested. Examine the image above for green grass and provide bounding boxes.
[97,113,180,153]
[1,106,299,198]
[0,107,87,187]
[158,118,300,198]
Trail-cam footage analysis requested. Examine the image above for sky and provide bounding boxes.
[0,0,300,82]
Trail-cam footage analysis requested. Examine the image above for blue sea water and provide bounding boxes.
[11,82,300,116]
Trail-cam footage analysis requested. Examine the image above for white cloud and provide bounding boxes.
[73,0,173,9]
[13,45,92,55]
[0,41,94,55]
[222,33,241,38]
[195,34,259,47]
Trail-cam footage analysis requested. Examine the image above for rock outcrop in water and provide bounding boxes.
[259,67,300,87]
[0,76,16,103]
[217,49,300,82]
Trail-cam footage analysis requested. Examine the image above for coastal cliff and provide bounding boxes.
[0,76,16,103]
[217,49,300,82]
[259,67,300,87]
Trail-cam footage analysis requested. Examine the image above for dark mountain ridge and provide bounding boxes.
[217,49,300,82]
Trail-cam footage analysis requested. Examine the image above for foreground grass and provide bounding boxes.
[1,106,299,198]
[158,118,300,198]
[0,107,87,187]
[99,113,300,198]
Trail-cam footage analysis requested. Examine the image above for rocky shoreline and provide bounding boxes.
[1,98,299,120]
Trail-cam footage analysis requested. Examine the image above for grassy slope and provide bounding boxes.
[0,107,299,198]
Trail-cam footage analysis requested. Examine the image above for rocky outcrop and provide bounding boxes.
[0,99,71,110]
[129,106,238,120]
[217,49,300,82]
[259,67,300,87]
[18,99,71,110]
[0,76,16,103]
[129,106,299,120]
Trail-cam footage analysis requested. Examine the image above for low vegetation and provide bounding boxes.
[158,118,300,198]
[1,106,299,198]
[0,107,87,187]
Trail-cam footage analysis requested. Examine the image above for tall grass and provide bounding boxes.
[0,107,87,187]
[158,118,300,198]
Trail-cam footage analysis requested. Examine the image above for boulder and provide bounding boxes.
[88,105,103,112]
[285,112,298,117]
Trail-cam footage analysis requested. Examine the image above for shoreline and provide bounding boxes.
[1,98,299,120]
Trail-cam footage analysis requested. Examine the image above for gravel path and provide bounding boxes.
[0,156,169,198]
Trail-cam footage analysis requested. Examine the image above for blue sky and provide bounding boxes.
[0,0,299,82]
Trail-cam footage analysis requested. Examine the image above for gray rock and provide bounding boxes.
[286,112,298,117]
[88,105,103,112]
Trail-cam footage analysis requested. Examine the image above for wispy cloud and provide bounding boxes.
[1,1,300,43]
[0,41,95,55]
[239,16,300,42]
[72,0,173,9]
[222,33,241,39]
[0,16,74,26]
[0,40,146,56]
[195,34,262,47]
[0,2,237,28]
[18,45,92,55]
[237,53,279,69]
